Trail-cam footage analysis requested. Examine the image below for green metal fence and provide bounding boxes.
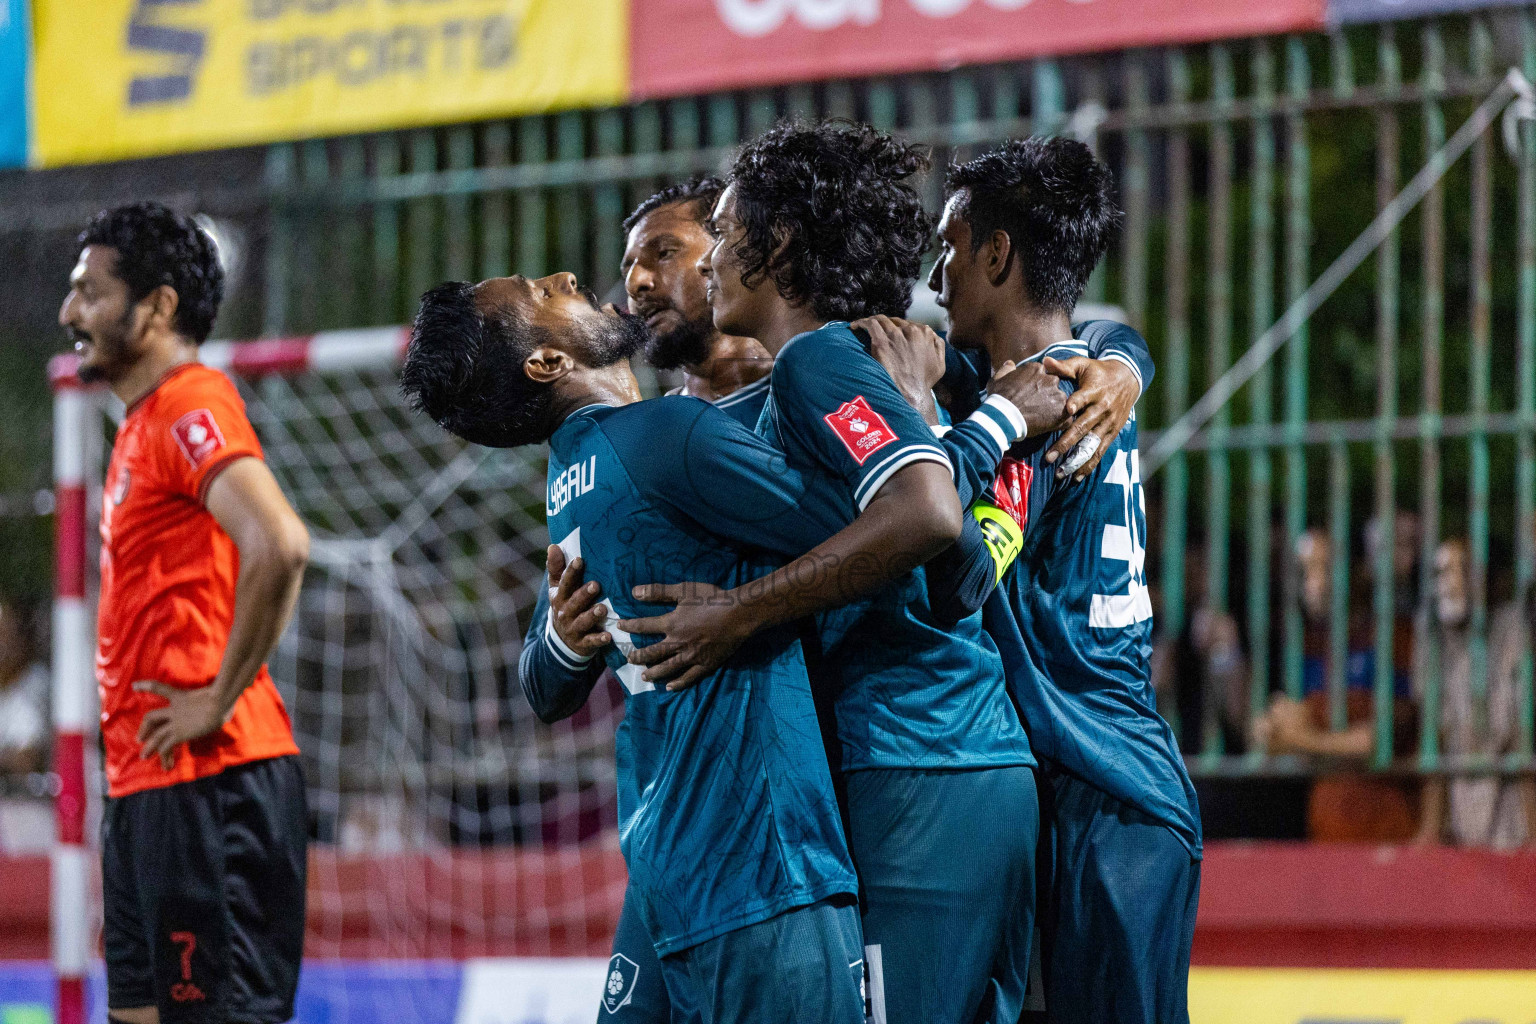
[256,7,1536,780]
[12,7,1536,785]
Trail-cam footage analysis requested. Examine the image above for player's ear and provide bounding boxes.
[524,347,575,385]
[984,229,1014,288]
[141,284,180,335]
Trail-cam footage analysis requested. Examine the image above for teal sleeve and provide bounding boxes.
[1075,319,1155,393]
[610,397,845,559]
[935,394,1030,508]
[518,572,604,724]
[774,326,953,513]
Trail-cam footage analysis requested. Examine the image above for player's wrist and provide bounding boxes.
[546,612,596,665]
[1100,351,1146,394]
[914,390,940,427]
[205,676,245,723]
[722,585,776,638]
[981,393,1028,441]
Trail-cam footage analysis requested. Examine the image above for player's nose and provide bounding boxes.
[545,272,579,295]
[697,248,714,280]
[926,259,944,299]
[625,261,652,298]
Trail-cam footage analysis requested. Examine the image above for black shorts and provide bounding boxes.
[103,755,308,1024]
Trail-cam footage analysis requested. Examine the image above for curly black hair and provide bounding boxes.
[728,120,932,321]
[946,137,1121,314]
[622,176,725,235]
[77,201,225,344]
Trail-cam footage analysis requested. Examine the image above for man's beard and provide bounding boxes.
[506,308,645,445]
[642,308,716,371]
[72,311,135,385]
[500,309,647,445]
[591,307,650,366]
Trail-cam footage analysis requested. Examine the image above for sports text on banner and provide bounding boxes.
[30,0,628,166]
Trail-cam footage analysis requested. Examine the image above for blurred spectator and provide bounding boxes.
[0,599,48,775]
[1151,543,1251,753]
[0,598,53,854]
[1415,538,1536,848]
[1253,519,1423,843]
[1296,527,1333,699]
[1151,540,1309,840]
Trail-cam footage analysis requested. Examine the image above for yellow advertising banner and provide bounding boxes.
[31,0,628,166]
[1190,967,1536,1024]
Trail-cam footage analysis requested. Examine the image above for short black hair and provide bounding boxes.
[400,282,552,448]
[77,201,225,343]
[728,120,932,321]
[947,137,1121,314]
[622,177,725,235]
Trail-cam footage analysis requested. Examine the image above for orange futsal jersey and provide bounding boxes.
[98,363,299,799]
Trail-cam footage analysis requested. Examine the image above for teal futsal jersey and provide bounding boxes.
[757,322,1032,772]
[519,398,858,956]
[966,336,1202,856]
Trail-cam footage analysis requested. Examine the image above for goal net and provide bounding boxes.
[53,329,626,1019]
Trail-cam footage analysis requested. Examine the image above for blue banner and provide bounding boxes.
[0,0,27,167]
[1331,0,1529,24]
[0,960,587,1024]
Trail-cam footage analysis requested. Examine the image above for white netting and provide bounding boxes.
[161,360,624,962]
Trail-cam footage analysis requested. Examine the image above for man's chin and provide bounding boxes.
[711,309,751,343]
[645,321,714,371]
[945,323,984,351]
[75,358,110,385]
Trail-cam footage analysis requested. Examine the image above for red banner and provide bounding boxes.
[631,0,1327,99]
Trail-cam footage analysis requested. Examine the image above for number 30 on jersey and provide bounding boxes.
[1090,450,1153,629]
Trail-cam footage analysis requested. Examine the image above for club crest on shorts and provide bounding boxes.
[823,396,898,465]
[602,953,640,1014]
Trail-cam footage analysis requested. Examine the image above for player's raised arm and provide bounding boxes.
[1041,318,1154,481]
[842,315,1034,618]
[136,458,309,766]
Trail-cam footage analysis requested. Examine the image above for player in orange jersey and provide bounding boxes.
[60,203,311,1024]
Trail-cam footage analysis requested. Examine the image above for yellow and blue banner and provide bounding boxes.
[29,0,627,166]
[16,0,1536,167]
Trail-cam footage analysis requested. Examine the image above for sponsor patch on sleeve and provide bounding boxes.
[823,396,899,466]
[171,409,228,470]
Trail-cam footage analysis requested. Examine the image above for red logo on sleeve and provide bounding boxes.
[992,458,1033,531]
[171,409,227,470]
[823,396,899,465]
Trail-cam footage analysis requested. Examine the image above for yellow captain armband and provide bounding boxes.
[970,502,1024,584]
